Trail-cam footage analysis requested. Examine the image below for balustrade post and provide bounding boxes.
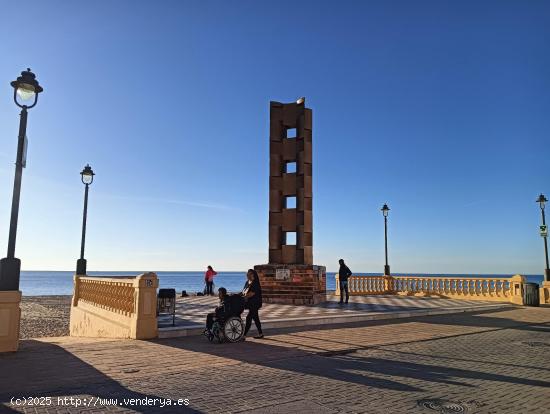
[540,281,550,305]
[72,275,81,307]
[335,273,340,296]
[510,275,525,305]
[132,273,159,339]
[383,275,395,294]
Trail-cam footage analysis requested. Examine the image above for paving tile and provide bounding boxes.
[1,307,549,413]
[158,294,507,328]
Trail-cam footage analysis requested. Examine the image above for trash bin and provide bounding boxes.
[523,283,540,307]
[157,288,176,325]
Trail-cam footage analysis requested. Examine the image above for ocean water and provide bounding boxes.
[18,271,545,296]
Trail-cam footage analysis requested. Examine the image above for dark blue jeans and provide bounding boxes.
[340,280,349,303]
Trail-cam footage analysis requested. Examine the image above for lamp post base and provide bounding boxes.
[0,257,21,291]
[384,265,391,276]
[76,259,87,276]
[545,268,550,283]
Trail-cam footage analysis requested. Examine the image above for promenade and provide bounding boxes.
[2,306,549,413]
[158,294,513,337]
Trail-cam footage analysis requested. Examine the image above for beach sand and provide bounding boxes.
[21,296,71,339]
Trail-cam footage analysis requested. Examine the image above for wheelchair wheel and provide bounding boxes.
[224,316,244,343]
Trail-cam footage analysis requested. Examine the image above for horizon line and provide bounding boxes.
[19,269,542,276]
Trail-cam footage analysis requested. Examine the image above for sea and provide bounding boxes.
[18,271,545,296]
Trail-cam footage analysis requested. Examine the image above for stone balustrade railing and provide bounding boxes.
[76,277,136,315]
[336,274,526,305]
[70,273,159,339]
[347,276,391,295]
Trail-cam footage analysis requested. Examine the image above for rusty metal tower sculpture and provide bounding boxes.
[255,98,326,305]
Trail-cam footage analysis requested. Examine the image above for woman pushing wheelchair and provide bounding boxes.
[203,269,264,342]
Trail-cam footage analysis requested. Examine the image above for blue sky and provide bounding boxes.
[0,0,548,273]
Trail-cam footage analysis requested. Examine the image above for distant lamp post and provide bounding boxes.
[381,203,391,276]
[76,165,95,276]
[537,194,549,282]
[0,69,43,291]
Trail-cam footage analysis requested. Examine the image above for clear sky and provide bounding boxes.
[0,0,548,274]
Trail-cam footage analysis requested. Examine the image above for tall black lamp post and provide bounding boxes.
[76,165,95,276]
[381,203,391,276]
[0,69,43,291]
[537,194,549,282]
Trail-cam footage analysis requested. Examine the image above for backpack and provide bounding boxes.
[225,294,245,316]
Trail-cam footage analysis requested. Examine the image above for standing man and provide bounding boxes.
[338,259,352,304]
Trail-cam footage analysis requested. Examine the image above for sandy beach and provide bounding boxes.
[20,296,71,339]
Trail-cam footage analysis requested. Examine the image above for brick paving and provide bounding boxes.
[158,294,504,328]
[1,306,550,413]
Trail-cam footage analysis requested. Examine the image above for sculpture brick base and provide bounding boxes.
[0,290,21,353]
[254,264,326,305]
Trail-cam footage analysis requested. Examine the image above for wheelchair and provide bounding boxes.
[209,316,245,343]
[204,293,246,343]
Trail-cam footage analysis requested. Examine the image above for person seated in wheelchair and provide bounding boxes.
[205,287,230,335]
[204,287,246,342]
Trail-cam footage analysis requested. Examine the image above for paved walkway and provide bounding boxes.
[2,306,550,413]
[158,294,508,329]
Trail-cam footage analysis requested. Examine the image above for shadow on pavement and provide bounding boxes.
[409,309,550,334]
[0,340,202,413]
[318,354,550,389]
[371,347,550,373]
[154,308,550,393]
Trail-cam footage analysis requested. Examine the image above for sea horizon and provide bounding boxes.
[19,270,545,296]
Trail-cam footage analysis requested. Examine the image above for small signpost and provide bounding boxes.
[541,224,548,237]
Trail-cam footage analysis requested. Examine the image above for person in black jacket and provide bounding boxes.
[338,259,352,304]
[242,269,264,339]
[205,287,230,334]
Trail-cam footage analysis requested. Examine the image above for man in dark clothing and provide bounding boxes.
[205,287,230,332]
[338,259,352,304]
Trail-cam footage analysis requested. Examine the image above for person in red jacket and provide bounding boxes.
[204,265,217,295]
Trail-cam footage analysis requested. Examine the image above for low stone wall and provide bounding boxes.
[336,274,526,305]
[70,273,158,339]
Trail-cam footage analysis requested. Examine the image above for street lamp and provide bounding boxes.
[76,165,95,275]
[537,194,549,282]
[0,69,43,291]
[381,203,390,276]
